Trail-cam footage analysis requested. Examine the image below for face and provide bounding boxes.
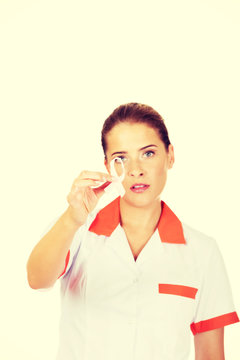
[104,122,174,208]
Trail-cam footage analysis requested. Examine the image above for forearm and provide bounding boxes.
[27,170,112,289]
[27,208,81,289]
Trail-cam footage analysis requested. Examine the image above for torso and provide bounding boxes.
[119,198,162,260]
[122,225,155,260]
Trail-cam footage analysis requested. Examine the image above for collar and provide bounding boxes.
[88,197,186,244]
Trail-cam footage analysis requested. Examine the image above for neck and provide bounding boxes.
[119,198,162,231]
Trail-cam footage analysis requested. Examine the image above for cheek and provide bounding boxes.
[151,162,169,192]
[152,159,168,177]
[116,163,125,177]
[105,160,124,177]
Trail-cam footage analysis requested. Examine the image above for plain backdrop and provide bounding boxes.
[0,0,239,359]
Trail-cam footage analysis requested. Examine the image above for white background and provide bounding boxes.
[0,0,239,359]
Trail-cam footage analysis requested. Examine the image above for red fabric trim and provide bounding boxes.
[191,312,239,335]
[58,250,70,278]
[89,198,185,244]
[159,284,198,299]
[89,197,121,236]
[158,202,186,244]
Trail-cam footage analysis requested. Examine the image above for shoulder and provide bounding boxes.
[181,222,220,264]
[182,223,215,247]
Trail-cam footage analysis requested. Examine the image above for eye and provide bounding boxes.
[114,156,127,163]
[143,150,155,158]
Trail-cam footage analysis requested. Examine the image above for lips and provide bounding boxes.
[130,183,150,193]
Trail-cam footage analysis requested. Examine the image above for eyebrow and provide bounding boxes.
[111,144,157,156]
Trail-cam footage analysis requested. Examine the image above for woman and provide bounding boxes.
[27,103,239,360]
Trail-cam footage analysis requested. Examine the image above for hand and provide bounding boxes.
[66,170,115,226]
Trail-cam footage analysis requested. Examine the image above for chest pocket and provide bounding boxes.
[152,283,198,328]
[158,283,198,299]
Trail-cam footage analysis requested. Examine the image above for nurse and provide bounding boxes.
[27,103,239,360]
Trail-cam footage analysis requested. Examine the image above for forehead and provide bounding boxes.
[105,122,162,151]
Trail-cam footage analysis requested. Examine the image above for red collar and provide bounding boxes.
[89,197,186,244]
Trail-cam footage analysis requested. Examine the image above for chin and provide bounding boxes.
[122,194,160,209]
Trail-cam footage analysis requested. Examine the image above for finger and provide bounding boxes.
[83,187,98,212]
[77,171,114,183]
[93,181,111,192]
[71,179,104,192]
[93,181,112,199]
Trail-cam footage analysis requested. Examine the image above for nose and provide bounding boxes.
[127,159,144,178]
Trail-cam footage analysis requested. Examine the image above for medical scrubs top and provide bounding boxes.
[55,198,239,360]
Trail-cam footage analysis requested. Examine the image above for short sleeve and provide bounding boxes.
[191,240,239,335]
[58,225,87,279]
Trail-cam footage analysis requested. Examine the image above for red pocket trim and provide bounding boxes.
[158,284,198,299]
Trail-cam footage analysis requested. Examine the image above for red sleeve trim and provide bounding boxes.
[159,284,198,299]
[191,312,239,335]
[58,250,70,279]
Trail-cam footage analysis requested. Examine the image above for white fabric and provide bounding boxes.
[55,223,237,360]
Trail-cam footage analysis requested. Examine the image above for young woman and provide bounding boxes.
[27,103,239,360]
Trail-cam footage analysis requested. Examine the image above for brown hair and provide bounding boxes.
[101,102,171,157]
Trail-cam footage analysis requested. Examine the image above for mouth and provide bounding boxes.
[130,183,150,193]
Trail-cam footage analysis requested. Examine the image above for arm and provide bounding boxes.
[191,237,239,359]
[26,171,113,289]
[27,209,80,289]
[194,328,225,360]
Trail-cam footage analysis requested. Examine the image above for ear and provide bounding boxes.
[167,144,175,169]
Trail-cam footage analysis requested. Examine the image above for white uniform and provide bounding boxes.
[56,198,239,360]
